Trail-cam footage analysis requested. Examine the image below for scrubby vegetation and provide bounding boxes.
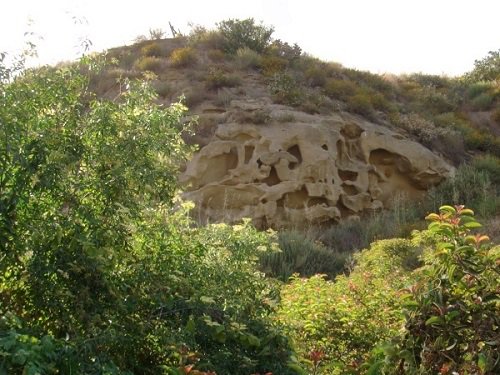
[1,18,499,375]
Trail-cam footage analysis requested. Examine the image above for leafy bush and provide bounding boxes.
[471,154,500,184]
[152,80,172,98]
[205,67,242,90]
[0,56,301,375]
[269,72,304,106]
[304,65,327,87]
[324,78,357,101]
[207,48,226,62]
[346,92,375,118]
[134,55,164,73]
[170,46,198,68]
[464,49,500,82]
[470,92,494,110]
[259,230,350,281]
[235,47,262,69]
[260,55,288,76]
[141,41,164,57]
[267,39,302,61]
[368,206,499,374]
[426,164,499,217]
[217,18,274,54]
[277,238,421,372]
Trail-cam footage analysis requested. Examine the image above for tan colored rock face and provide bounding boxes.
[181,108,453,228]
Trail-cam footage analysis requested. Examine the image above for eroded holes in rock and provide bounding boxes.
[307,197,329,207]
[321,144,328,151]
[338,169,358,181]
[257,158,263,168]
[369,149,397,166]
[336,200,353,218]
[199,147,238,185]
[244,145,254,164]
[262,166,281,186]
[287,144,303,165]
[342,184,358,196]
[283,186,309,209]
[276,198,285,208]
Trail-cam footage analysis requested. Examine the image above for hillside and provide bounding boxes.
[1,18,499,375]
[89,22,500,230]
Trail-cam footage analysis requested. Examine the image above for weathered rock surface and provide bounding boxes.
[181,103,454,228]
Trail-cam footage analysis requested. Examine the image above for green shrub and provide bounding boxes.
[205,67,242,90]
[464,48,500,82]
[269,72,304,106]
[277,238,421,372]
[170,46,197,68]
[267,39,302,61]
[133,56,164,73]
[427,164,499,217]
[260,55,288,76]
[141,41,164,57]
[467,81,493,99]
[207,48,226,62]
[304,65,327,87]
[0,56,301,375]
[217,18,274,54]
[470,154,500,184]
[152,80,172,98]
[369,206,499,374]
[259,230,350,281]
[346,92,375,118]
[470,92,494,110]
[235,47,262,69]
[324,78,357,101]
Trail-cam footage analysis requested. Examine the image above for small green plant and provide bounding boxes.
[217,18,274,54]
[269,72,303,106]
[205,67,242,90]
[235,47,262,69]
[346,92,375,118]
[134,56,164,73]
[170,47,197,68]
[324,78,357,101]
[470,92,494,110]
[260,55,288,76]
[259,230,349,281]
[141,41,164,57]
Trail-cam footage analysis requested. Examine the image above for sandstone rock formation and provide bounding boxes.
[181,102,454,228]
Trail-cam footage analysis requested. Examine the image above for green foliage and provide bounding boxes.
[235,47,262,70]
[170,47,197,68]
[259,230,350,281]
[369,206,499,374]
[470,92,494,110]
[217,18,274,54]
[324,78,357,101]
[260,55,288,76]
[134,55,164,73]
[277,239,421,372]
[267,39,302,61]
[204,67,242,90]
[427,164,499,217]
[346,92,375,118]
[464,49,500,83]
[141,42,164,57]
[269,72,304,106]
[0,56,299,374]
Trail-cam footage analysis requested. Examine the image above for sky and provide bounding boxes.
[1,0,499,76]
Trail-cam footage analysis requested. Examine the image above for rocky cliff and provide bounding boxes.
[181,99,454,228]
